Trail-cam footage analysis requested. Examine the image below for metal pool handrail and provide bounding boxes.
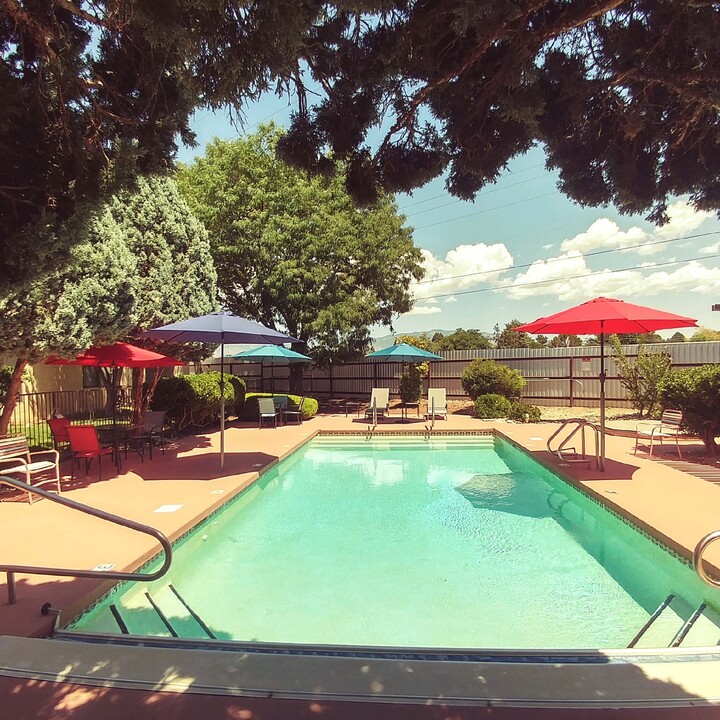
[693,529,720,587]
[0,475,172,605]
[547,419,600,469]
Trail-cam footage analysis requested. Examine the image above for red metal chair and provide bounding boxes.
[66,425,114,481]
[48,417,72,458]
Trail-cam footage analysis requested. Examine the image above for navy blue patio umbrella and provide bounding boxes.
[231,345,311,393]
[143,312,299,468]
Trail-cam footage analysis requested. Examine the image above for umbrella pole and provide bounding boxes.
[599,328,606,471]
[220,343,225,470]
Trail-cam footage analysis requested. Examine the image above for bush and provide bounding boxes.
[508,401,542,422]
[241,392,319,421]
[611,336,671,418]
[474,393,511,419]
[152,372,234,431]
[461,359,526,400]
[0,365,11,409]
[227,375,247,417]
[659,365,720,452]
[399,365,423,403]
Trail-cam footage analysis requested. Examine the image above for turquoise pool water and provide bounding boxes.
[71,435,720,649]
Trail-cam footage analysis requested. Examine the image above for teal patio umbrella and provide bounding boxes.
[366,343,442,419]
[231,345,311,393]
[365,343,442,363]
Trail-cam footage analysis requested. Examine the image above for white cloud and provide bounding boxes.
[700,242,719,255]
[560,201,713,257]
[412,243,513,300]
[505,256,720,301]
[542,243,553,250]
[444,295,457,303]
[654,201,713,239]
[561,218,648,254]
[404,304,442,316]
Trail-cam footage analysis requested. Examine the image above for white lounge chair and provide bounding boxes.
[363,388,390,419]
[634,409,684,459]
[425,388,448,420]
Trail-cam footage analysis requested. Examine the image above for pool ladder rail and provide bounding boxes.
[627,594,720,648]
[0,474,172,606]
[546,419,600,469]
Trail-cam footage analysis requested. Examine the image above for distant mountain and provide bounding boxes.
[371,329,491,350]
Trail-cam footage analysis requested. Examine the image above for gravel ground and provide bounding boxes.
[443,399,637,423]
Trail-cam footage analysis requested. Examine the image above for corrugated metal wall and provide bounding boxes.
[216,341,719,407]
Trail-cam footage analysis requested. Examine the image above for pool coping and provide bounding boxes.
[3,415,720,714]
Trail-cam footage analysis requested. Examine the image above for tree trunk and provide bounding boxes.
[289,363,304,395]
[0,358,28,436]
[142,368,164,414]
[131,368,144,426]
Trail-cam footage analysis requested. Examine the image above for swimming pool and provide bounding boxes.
[69,434,720,649]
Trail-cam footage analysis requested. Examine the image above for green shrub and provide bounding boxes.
[227,375,247,417]
[0,366,11,408]
[474,393,511,419]
[242,393,319,421]
[399,365,423,403]
[461,359,526,400]
[659,365,720,451]
[152,372,234,431]
[508,401,542,422]
[611,336,671,418]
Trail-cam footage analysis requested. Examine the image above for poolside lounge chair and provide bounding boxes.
[363,387,390,419]
[283,397,305,425]
[425,388,448,420]
[258,397,280,428]
[0,434,61,504]
[634,409,684,459]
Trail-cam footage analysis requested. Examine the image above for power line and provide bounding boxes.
[403,173,552,219]
[415,230,720,285]
[417,252,720,301]
[413,190,560,231]
[399,161,548,209]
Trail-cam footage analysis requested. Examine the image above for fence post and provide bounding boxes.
[569,356,574,408]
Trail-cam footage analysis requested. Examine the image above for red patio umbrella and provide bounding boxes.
[515,297,697,470]
[46,343,184,465]
[46,342,185,369]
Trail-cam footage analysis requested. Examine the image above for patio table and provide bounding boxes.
[95,423,145,471]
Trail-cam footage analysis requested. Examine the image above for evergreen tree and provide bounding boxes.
[0,177,216,433]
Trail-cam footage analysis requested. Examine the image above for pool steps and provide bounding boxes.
[106,582,216,640]
[83,581,720,650]
[629,595,720,648]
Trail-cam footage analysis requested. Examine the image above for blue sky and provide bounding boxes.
[178,96,720,340]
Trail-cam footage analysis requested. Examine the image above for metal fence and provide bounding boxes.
[8,386,132,448]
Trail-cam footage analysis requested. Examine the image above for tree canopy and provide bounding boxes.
[176,125,423,371]
[3,1,718,288]
[432,329,492,351]
[278,1,720,220]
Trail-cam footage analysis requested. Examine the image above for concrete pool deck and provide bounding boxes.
[1,408,720,717]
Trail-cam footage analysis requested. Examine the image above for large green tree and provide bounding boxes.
[3,1,718,289]
[0,175,216,433]
[177,125,423,389]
